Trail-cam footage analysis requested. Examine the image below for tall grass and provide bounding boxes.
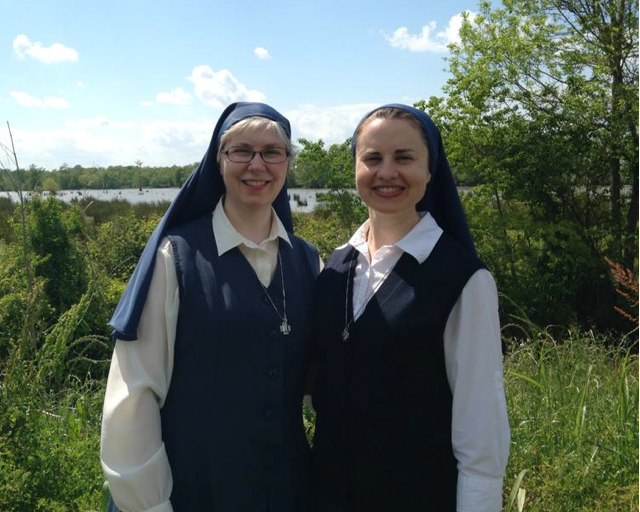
[503,330,638,511]
[1,330,637,510]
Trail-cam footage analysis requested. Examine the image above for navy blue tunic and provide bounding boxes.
[156,212,317,511]
[312,234,484,512]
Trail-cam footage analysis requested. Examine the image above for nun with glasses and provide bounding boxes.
[101,102,320,512]
[311,104,510,512]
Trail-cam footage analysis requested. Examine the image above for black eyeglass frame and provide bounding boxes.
[223,146,290,164]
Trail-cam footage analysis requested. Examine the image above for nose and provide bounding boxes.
[247,151,267,169]
[377,158,398,179]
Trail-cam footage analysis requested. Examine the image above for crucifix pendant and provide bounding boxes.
[280,320,291,335]
[341,326,350,342]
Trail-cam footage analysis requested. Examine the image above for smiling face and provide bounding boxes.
[219,124,289,216]
[355,117,431,219]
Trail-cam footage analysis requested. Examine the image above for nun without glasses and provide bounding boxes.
[311,105,510,512]
[101,102,319,512]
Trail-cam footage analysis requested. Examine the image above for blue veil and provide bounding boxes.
[109,102,294,341]
[352,103,476,255]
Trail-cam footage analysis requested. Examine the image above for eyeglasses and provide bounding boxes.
[223,146,290,164]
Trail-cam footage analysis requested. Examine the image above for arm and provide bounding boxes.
[101,239,179,512]
[444,269,511,512]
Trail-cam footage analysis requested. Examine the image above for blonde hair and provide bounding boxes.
[217,117,294,168]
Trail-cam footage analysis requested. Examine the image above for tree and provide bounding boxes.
[291,138,354,188]
[417,0,638,330]
[441,0,638,262]
[27,197,88,315]
[42,176,60,195]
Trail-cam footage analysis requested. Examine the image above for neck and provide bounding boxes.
[223,199,273,244]
[366,209,421,257]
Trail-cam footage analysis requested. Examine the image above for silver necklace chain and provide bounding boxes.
[260,251,291,335]
[341,248,394,342]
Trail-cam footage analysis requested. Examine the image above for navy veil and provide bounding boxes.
[109,102,294,341]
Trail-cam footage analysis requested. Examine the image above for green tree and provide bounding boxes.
[291,138,354,188]
[42,176,60,194]
[416,0,638,330]
[441,0,638,260]
[27,197,88,315]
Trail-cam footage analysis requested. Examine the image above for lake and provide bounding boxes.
[2,188,339,213]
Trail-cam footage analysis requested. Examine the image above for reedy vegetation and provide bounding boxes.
[0,194,636,511]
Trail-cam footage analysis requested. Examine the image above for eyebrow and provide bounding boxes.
[231,141,282,148]
[359,148,415,156]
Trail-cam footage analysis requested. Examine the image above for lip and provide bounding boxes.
[242,179,271,190]
[373,186,405,198]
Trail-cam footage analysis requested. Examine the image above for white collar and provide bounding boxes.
[212,197,292,256]
[343,212,443,264]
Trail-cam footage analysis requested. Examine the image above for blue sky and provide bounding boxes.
[2,0,480,170]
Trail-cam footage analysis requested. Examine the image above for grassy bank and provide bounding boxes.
[0,331,637,511]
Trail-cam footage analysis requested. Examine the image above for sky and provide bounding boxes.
[2,0,480,170]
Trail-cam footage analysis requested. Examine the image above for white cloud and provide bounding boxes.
[285,103,380,145]
[10,91,69,109]
[439,11,477,46]
[140,100,154,107]
[156,87,192,106]
[13,34,79,63]
[384,11,476,53]
[188,65,265,108]
[76,82,84,88]
[254,47,272,60]
[141,120,212,148]
[65,116,137,129]
[3,119,215,169]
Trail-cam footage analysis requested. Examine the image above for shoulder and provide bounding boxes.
[289,233,321,277]
[431,232,486,274]
[166,212,213,239]
[324,245,354,271]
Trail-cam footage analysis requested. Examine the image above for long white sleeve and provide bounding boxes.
[101,239,179,512]
[444,269,510,512]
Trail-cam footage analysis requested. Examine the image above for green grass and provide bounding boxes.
[1,330,637,511]
[502,330,638,511]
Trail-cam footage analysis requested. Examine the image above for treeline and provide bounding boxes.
[0,162,198,192]
[0,138,356,193]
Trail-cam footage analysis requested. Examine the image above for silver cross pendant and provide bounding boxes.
[280,320,291,335]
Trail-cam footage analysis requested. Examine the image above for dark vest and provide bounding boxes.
[312,233,484,512]
[159,213,318,511]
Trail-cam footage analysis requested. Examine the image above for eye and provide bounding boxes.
[397,154,414,162]
[229,148,253,158]
[262,148,285,158]
[362,154,381,164]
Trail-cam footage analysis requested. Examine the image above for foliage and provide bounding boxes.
[605,258,639,325]
[26,197,88,315]
[463,185,622,332]
[289,138,354,189]
[503,330,638,511]
[0,192,636,510]
[0,163,197,192]
[415,0,639,331]
[0,352,105,512]
[89,209,161,282]
[0,196,14,242]
[293,190,367,261]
